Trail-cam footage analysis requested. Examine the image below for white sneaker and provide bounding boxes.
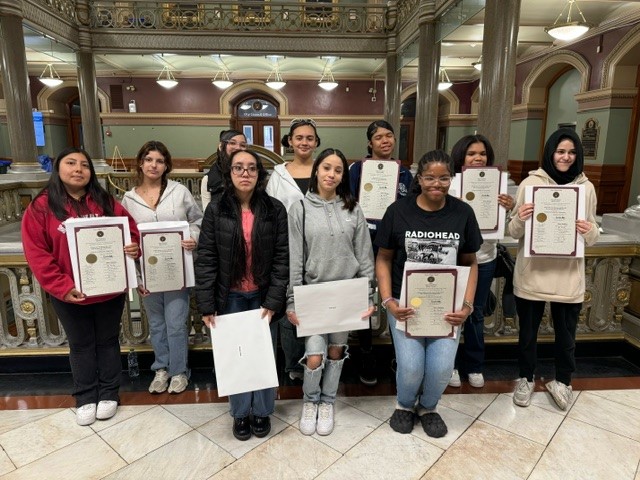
[468,373,485,388]
[299,402,318,435]
[546,380,573,410]
[149,369,170,393]
[76,403,97,426]
[448,369,461,387]
[168,373,189,394]
[96,400,118,420]
[513,377,534,407]
[316,403,334,436]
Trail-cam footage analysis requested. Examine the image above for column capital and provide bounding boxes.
[0,0,23,16]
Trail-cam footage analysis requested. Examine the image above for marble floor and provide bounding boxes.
[2,381,640,479]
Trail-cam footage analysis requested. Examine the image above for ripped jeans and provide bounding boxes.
[300,331,350,404]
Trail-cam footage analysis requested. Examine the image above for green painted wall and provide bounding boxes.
[443,126,477,154]
[38,124,68,159]
[0,124,9,158]
[545,69,580,140]
[629,125,640,208]
[509,119,543,161]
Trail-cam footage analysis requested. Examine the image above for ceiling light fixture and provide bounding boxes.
[438,68,452,91]
[156,66,178,89]
[318,65,338,91]
[211,69,233,89]
[265,62,286,90]
[545,0,591,41]
[38,38,63,87]
[472,55,482,71]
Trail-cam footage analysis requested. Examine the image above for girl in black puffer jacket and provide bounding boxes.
[195,149,289,441]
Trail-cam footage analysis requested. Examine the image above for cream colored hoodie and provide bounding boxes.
[507,168,599,303]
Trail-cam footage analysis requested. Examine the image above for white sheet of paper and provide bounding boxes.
[397,262,470,339]
[450,172,508,240]
[137,221,195,289]
[209,309,279,397]
[294,277,369,337]
[65,216,137,295]
[523,184,585,258]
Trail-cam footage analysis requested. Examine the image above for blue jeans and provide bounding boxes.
[143,289,191,378]
[461,258,496,374]
[300,331,349,404]
[221,290,277,418]
[279,316,306,374]
[388,311,460,410]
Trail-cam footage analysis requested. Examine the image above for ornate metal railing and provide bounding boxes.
[89,1,392,34]
[33,0,77,23]
[0,183,24,227]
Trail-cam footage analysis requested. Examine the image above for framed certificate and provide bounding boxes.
[358,159,401,221]
[138,221,195,293]
[460,166,502,232]
[64,217,137,298]
[524,185,585,258]
[404,269,456,338]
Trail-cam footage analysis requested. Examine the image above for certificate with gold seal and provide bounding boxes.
[524,185,585,258]
[404,269,456,338]
[460,166,502,232]
[358,159,401,221]
[65,217,137,298]
[138,221,194,293]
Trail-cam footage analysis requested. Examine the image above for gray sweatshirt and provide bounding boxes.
[286,191,374,312]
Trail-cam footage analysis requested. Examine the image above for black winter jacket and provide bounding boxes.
[195,192,289,316]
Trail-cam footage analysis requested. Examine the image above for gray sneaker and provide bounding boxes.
[149,369,170,394]
[513,377,534,407]
[546,380,573,410]
[168,373,189,394]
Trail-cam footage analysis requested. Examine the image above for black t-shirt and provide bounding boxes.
[374,195,482,298]
[293,177,310,195]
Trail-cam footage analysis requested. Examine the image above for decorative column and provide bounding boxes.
[385,48,402,159]
[414,21,440,161]
[477,0,521,167]
[0,1,42,174]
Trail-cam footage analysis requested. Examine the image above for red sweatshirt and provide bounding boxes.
[21,191,140,304]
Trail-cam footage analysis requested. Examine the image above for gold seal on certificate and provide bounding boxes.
[404,269,456,338]
[358,159,401,221]
[75,226,128,297]
[460,166,502,232]
[529,186,580,256]
[141,231,186,293]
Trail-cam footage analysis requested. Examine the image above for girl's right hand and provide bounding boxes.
[137,285,150,297]
[63,288,85,303]
[286,310,299,326]
[518,202,534,221]
[388,301,415,322]
[202,314,216,328]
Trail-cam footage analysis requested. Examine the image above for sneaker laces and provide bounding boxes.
[303,403,316,419]
[318,405,331,419]
[516,378,531,394]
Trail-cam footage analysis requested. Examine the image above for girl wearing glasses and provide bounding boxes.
[122,141,203,395]
[376,150,481,438]
[201,129,248,211]
[448,135,515,389]
[195,150,289,441]
[287,148,375,436]
[266,119,321,383]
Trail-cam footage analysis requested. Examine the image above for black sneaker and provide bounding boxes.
[233,416,251,441]
[251,415,271,438]
[419,412,448,438]
[359,350,378,386]
[389,409,414,434]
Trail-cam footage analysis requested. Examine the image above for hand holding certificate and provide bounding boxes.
[358,159,401,221]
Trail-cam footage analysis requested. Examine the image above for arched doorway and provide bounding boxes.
[233,94,280,153]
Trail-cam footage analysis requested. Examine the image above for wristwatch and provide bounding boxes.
[463,300,474,314]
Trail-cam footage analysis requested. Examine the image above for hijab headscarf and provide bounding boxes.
[542,128,584,185]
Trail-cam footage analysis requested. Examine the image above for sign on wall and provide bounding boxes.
[581,118,599,159]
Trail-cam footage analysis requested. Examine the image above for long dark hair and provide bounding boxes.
[281,119,321,148]
[366,120,394,156]
[309,148,356,211]
[217,129,245,173]
[451,134,495,173]
[34,147,115,221]
[135,140,173,208]
[222,149,271,287]
[410,150,455,194]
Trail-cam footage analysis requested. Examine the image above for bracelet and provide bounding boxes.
[463,300,474,314]
[381,297,397,310]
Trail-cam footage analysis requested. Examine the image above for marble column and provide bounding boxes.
[76,50,108,171]
[477,0,521,167]
[385,51,402,160]
[0,3,41,174]
[414,21,440,162]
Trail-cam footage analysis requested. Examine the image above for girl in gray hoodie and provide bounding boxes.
[286,148,375,436]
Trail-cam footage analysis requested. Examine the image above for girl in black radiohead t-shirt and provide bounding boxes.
[375,150,481,439]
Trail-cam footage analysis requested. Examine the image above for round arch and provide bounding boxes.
[219,80,289,116]
[602,22,640,89]
[521,51,590,105]
[36,81,110,113]
[400,84,460,115]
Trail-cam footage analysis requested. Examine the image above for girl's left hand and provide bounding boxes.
[261,308,275,323]
[361,305,376,319]
[182,237,197,251]
[124,243,139,258]
[444,308,469,326]
[286,310,299,326]
[576,219,593,235]
[498,194,515,211]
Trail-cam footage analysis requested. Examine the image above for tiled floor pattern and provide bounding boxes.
[1,388,640,479]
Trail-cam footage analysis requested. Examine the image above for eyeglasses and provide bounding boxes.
[418,175,452,185]
[231,165,258,177]
[290,118,316,127]
[226,140,248,149]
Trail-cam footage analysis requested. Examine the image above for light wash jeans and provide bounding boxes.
[221,290,278,418]
[388,311,460,410]
[300,332,349,405]
[143,289,191,378]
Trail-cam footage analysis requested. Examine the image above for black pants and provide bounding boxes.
[515,296,581,385]
[51,294,126,407]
